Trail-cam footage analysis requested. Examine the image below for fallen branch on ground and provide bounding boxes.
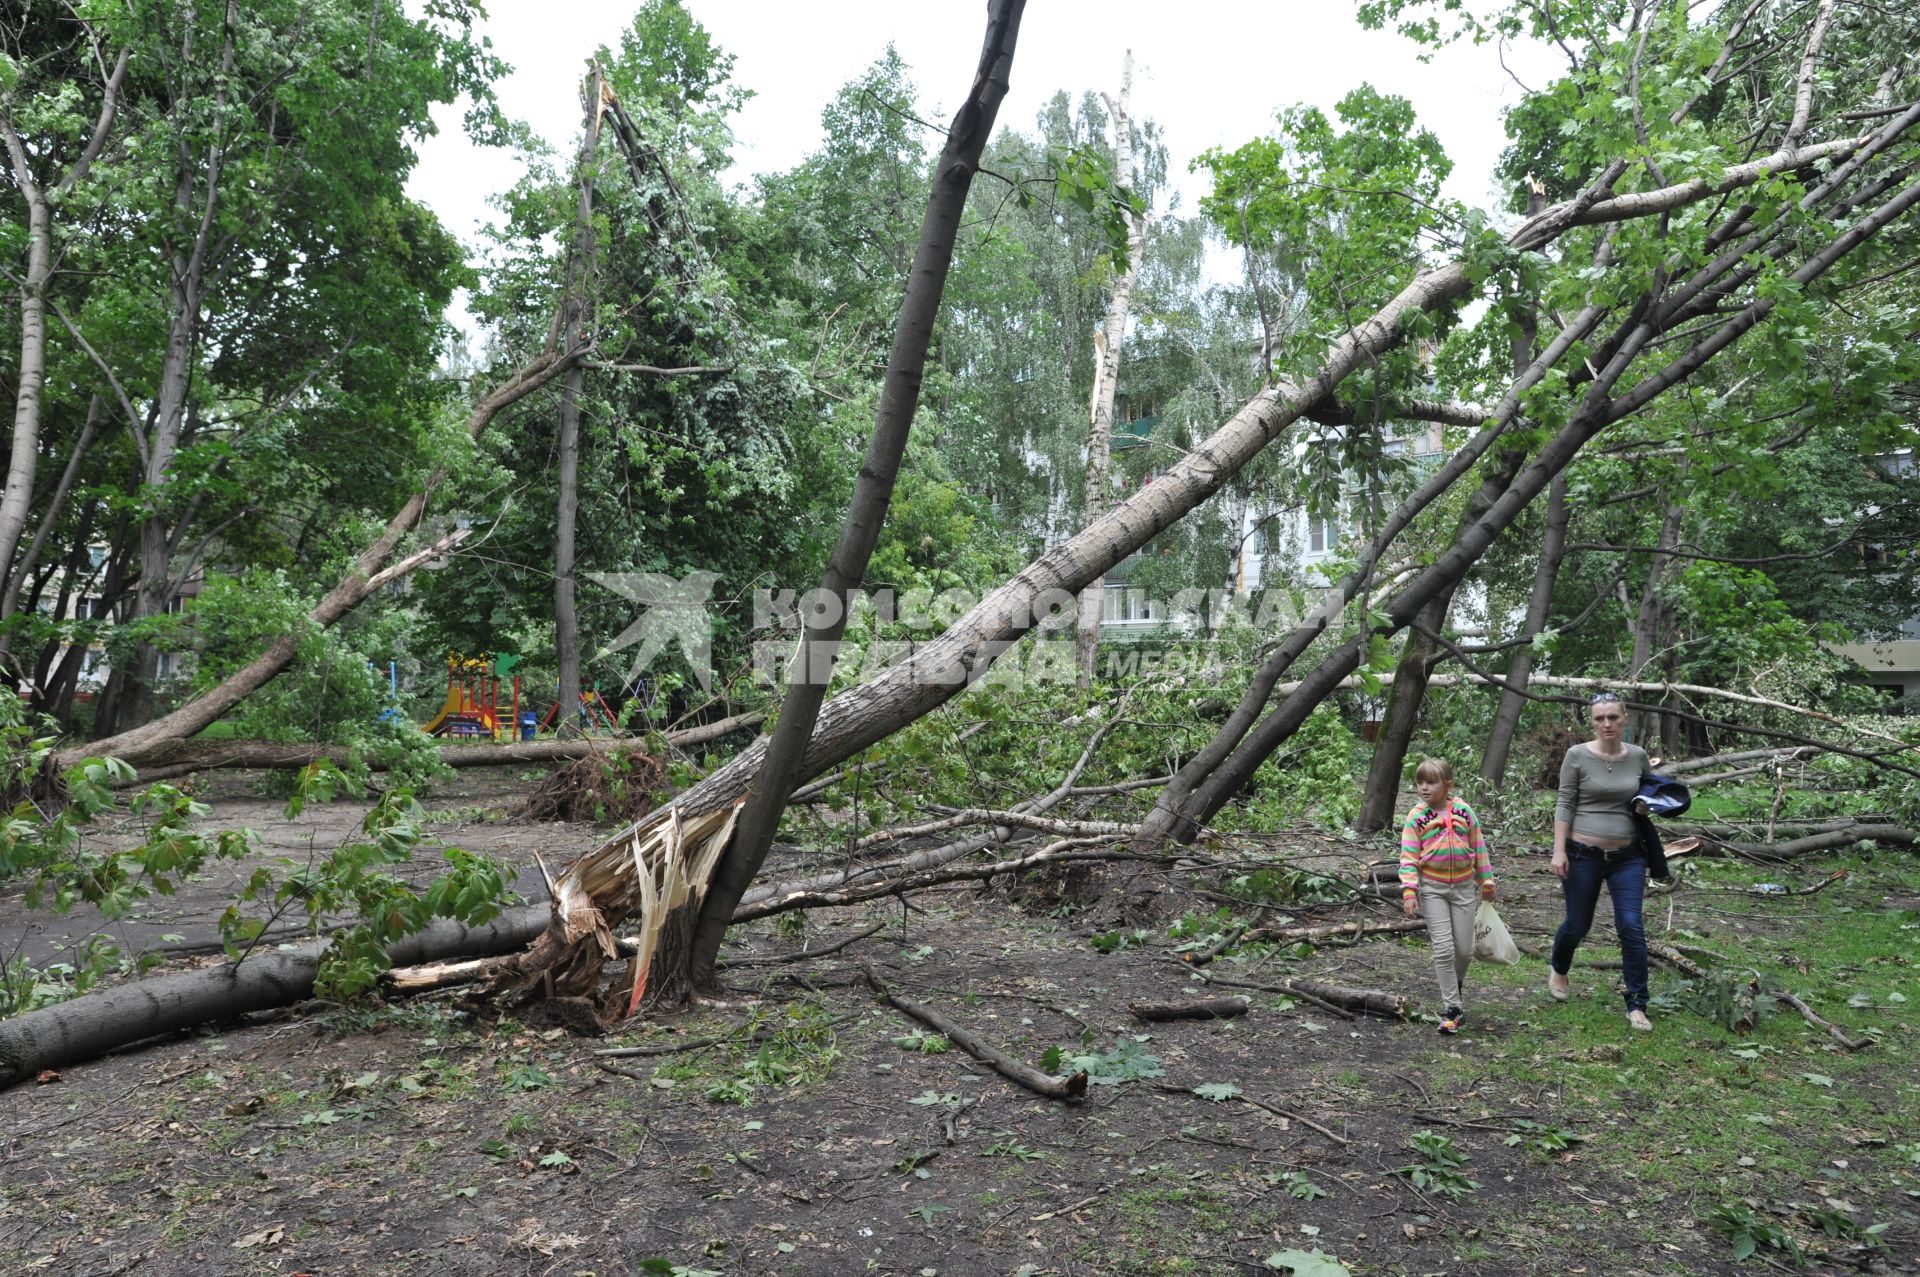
[731,838,1158,921]
[1245,917,1426,946]
[1774,988,1871,1051]
[865,968,1086,1102]
[1184,967,1405,1020]
[716,921,888,968]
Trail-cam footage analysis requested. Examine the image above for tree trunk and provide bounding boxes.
[1627,491,1685,746]
[1074,50,1144,686]
[1356,590,1454,831]
[0,395,102,640]
[0,186,52,598]
[1355,431,1532,831]
[1480,472,1570,784]
[555,68,606,738]
[0,906,551,1091]
[115,9,238,733]
[682,0,1029,997]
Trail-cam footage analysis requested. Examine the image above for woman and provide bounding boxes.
[1549,691,1654,1031]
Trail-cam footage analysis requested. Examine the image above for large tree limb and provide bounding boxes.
[0,905,550,1090]
[58,345,589,768]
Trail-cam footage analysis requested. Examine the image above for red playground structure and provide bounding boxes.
[422,652,521,739]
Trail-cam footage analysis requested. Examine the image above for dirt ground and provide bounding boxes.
[2,770,1917,1277]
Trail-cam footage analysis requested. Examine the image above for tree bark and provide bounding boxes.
[0,50,128,611]
[0,905,550,1090]
[1481,472,1570,785]
[682,0,1029,995]
[555,68,606,738]
[1074,50,1145,686]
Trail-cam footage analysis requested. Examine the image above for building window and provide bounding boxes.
[1307,513,1341,556]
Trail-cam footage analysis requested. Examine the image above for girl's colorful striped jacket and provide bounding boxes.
[1398,798,1495,896]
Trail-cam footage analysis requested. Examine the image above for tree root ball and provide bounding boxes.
[516,749,668,824]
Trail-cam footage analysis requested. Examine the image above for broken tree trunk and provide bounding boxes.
[681,0,1029,999]
[1128,997,1249,1022]
[0,905,549,1090]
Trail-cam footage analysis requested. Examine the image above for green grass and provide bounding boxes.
[1433,851,1919,1259]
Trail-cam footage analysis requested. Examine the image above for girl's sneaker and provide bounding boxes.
[1438,1008,1464,1035]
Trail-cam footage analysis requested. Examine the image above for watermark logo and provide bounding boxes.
[589,571,720,692]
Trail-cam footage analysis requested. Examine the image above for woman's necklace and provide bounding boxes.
[1592,741,1625,771]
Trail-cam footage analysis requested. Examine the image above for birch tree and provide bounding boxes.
[1074,51,1147,684]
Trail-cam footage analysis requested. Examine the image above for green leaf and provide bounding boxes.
[1193,1082,1244,1103]
[1264,1248,1352,1276]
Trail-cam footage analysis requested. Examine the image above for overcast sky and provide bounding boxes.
[406,2,1561,308]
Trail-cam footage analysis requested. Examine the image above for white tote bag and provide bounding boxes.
[1472,901,1521,965]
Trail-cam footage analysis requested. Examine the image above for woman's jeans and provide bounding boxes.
[1550,846,1649,1011]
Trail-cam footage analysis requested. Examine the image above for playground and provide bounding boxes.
[415,652,635,741]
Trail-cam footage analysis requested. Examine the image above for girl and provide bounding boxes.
[1399,758,1496,1034]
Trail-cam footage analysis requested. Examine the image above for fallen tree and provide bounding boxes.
[0,904,549,1090]
[103,712,766,786]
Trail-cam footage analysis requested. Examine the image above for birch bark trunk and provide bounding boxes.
[1074,51,1146,686]
[0,50,127,610]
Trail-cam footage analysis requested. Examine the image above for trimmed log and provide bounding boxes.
[1128,997,1250,1022]
[1191,969,1405,1020]
[0,905,550,1090]
[867,970,1086,1102]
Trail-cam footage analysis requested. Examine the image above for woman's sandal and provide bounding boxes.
[1627,1009,1653,1032]
[1546,972,1570,1002]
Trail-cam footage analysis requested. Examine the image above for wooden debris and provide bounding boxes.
[1127,997,1250,1022]
[865,969,1086,1102]
[1245,917,1425,947]
[717,921,887,968]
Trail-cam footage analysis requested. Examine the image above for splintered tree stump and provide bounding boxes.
[1128,997,1250,1022]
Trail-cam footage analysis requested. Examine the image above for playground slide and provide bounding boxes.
[420,684,465,736]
